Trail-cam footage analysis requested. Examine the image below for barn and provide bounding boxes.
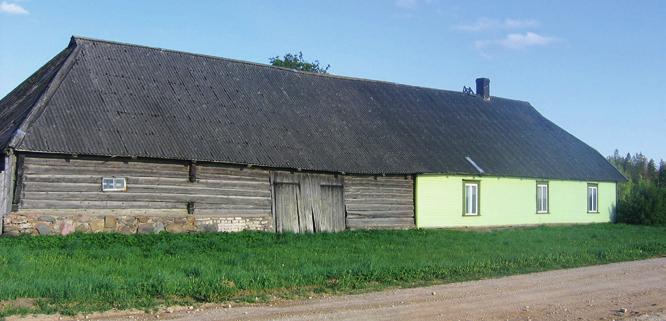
[0,37,625,235]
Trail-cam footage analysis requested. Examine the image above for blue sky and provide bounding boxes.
[1,0,664,161]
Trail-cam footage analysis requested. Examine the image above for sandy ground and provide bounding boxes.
[12,258,666,321]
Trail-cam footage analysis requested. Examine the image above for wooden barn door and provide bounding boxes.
[319,184,345,232]
[273,183,301,233]
[272,172,345,233]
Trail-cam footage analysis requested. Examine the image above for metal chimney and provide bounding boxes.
[475,78,490,101]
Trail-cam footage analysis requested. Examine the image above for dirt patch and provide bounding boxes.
[631,313,666,321]
[0,298,37,310]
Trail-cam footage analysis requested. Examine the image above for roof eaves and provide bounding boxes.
[8,40,81,150]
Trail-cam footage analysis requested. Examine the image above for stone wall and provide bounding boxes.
[1,213,273,236]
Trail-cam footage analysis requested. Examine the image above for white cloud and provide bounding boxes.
[455,18,538,32]
[497,32,555,49]
[0,1,28,15]
[503,18,538,29]
[475,32,556,50]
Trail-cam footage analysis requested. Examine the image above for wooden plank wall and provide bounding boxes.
[0,155,16,234]
[16,156,272,218]
[320,185,346,232]
[344,175,415,229]
[0,159,5,234]
[273,182,300,232]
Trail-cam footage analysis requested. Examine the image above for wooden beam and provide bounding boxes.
[11,154,24,211]
[189,162,197,183]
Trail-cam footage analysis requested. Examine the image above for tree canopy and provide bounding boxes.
[269,52,330,74]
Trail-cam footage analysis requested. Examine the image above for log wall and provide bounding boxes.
[13,156,272,225]
[344,175,415,229]
[4,155,417,235]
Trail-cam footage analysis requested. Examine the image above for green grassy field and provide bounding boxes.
[0,223,665,317]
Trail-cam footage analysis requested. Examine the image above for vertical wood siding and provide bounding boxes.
[0,161,5,235]
[0,169,4,214]
[1,155,16,235]
[272,172,345,233]
[273,183,300,233]
[16,156,272,218]
[344,176,415,229]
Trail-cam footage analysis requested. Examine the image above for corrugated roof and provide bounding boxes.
[0,46,74,152]
[0,36,625,181]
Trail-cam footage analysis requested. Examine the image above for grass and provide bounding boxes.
[0,223,665,317]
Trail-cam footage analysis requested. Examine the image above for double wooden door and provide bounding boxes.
[272,172,345,233]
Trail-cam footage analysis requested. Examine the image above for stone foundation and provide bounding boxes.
[1,213,273,236]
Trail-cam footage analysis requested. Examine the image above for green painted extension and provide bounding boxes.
[416,175,616,228]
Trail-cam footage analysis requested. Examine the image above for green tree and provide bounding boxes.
[269,52,330,74]
[658,160,666,188]
[646,159,658,183]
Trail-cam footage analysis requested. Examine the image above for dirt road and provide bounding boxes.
[21,258,666,321]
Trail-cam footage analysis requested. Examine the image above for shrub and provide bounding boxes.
[617,181,666,225]
[608,151,666,225]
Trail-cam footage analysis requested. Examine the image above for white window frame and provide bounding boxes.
[536,182,549,214]
[587,184,598,213]
[102,177,127,192]
[463,181,479,216]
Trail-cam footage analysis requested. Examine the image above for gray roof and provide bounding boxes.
[0,36,624,181]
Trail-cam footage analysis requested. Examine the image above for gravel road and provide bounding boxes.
[16,258,666,321]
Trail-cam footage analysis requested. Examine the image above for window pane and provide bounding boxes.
[539,186,543,211]
[588,186,598,212]
[537,185,547,212]
[103,177,126,191]
[464,184,478,215]
[471,185,478,214]
[465,186,470,213]
[102,179,113,190]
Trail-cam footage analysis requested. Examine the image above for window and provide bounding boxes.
[536,182,549,213]
[463,181,480,216]
[102,177,126,192]
[587,184,598,213]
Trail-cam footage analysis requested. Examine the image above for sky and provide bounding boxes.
[1,0,665,161]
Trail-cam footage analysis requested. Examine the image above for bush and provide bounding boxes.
[617,181,666,225]
[608,151,666,225]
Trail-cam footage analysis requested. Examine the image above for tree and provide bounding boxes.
[269,52,330,74]
[646,159,658,183]
[658,160,666,188]
[623,153,632,174]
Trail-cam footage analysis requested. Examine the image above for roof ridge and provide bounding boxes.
[70,36,527,104]
[8,43,81,150]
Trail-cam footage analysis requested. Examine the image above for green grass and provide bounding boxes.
[0,223,665,317]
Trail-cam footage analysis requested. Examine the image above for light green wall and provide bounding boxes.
[415,175,616,228]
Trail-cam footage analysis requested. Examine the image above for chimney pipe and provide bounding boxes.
[475,78,490,101]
